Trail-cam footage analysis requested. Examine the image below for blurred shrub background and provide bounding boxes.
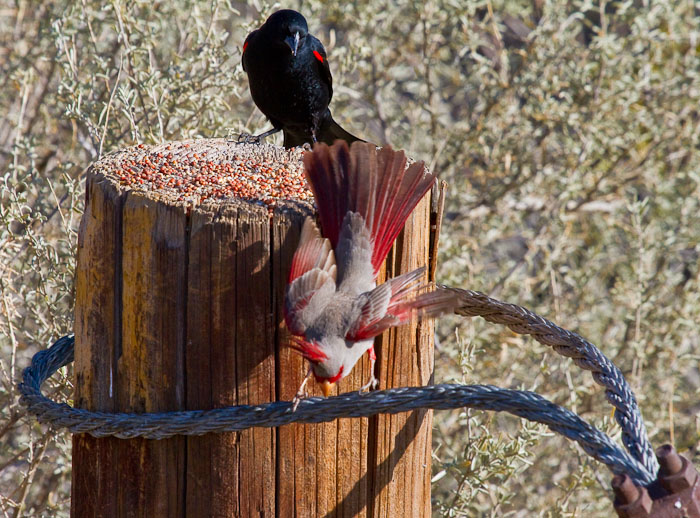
[1,0,698,516]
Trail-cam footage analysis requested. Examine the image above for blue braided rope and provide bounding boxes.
[18,335,654,486]
[446,286,659,476]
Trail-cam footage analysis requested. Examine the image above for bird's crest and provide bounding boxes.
[288,335,328,363]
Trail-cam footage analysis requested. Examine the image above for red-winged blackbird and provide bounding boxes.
[241,9,364,148]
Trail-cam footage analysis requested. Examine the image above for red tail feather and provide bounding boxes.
[304,141,437,276]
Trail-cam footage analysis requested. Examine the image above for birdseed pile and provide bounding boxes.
[95,139,314,210]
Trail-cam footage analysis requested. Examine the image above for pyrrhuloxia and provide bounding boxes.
[284,141,456,403]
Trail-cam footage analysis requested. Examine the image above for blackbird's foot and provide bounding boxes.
[237,127,281,145]
[237,132,262,144]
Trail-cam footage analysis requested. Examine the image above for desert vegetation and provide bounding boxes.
[1,1,699,516]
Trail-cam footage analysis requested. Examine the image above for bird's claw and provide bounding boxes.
[359,375,378,394]
[359,353,378,394]
[292,365,313,412]
[237,132,261,145]
[291,389,308,412]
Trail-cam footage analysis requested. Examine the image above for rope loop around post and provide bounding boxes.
[19,334,654,486]
[445,286,659,476]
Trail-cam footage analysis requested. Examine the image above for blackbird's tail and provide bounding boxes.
[283,113,367,148]
[317,115,365,146]
[283,130,309,149]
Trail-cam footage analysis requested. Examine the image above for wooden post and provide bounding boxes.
[72,139,445,518]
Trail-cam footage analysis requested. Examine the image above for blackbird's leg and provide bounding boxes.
[237,127,281,144]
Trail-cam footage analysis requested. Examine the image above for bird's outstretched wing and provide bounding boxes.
[345,267,457,340]
[285,217,337,336]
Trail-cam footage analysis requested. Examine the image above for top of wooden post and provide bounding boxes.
[93,138,314,210]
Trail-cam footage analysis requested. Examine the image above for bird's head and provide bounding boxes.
[289,335,346,397]
[263,9,308,57]
[311,361,344,398]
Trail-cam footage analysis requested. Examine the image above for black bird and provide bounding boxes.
[241,9,364,148]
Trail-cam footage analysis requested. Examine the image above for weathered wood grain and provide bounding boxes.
[72,175,122,518]
[234,203,276,517]
[185,203,240,517]
[371,194,434,518]
[115,190,188,516]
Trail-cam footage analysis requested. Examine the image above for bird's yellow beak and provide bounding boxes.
[321,380,333,398]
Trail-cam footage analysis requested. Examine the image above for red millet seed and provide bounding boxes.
[104,141,313,210]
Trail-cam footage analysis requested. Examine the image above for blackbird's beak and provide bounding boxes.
[284,31,300,56]
[321,380,333,398]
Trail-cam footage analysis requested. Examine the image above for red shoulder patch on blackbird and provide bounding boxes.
[313,50,324,63]
[243,41,249,53]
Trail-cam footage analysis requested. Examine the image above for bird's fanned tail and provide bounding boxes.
[303,141,437,277]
